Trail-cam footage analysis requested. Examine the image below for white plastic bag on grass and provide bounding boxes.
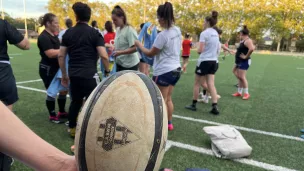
[203,125,252,159]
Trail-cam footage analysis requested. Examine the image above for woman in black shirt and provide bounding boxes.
[37,13,67,123]
[0,19,29,111]
[0,19,30,170]
[232,26,255,100]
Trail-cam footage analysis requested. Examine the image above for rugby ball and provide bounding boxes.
[74,71,168,171]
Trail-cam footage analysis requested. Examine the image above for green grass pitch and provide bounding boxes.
[7,43,304,171]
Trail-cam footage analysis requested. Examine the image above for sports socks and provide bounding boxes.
[238,88,243,94]
[58,94,67,113]
[46,96,56,117]
[203,89,207,96]
[192,100,197,106]
[244,88,249,94]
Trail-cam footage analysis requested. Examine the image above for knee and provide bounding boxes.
[202,83,208,89]
[166,97,172,103]
[239,75,245,81]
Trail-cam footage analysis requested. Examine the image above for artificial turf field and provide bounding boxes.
[7,43,304,171]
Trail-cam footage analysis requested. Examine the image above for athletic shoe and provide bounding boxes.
[185,104,197,111]
[71,145,75,153]
[69,128,76,138]
[49,116,63,124]
[234,84,239,87]
[197,98,204,103]
[232,92,242,97]
[202,98,209,104]
[207,95,220,99]
[65,121,69,126]
[301,135,304,139]
[243,94,250,100]
[168,124,174,131]
[57,111,68,118]
[210,106,220,115]
[301,129,304,133]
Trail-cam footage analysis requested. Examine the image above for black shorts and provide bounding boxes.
[182,55,190,58]
[153,68,181,87]
[39,63,58,89]
[69,77,98,101]
[116,63,139,72]
[140,58,146,63]
[195,61,218,76]
[0,63,18,105]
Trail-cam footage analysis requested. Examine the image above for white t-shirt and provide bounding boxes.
[153,26,182,76]
[197,28,220,65]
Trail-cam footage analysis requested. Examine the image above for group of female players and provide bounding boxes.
[183,12,255,115]
[35,1,255,133]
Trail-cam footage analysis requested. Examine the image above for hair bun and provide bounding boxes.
[114,5,121,9]
[164,2,172,7]
[212,11,218,19]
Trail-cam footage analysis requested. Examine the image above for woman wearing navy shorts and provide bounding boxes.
[135,2,182,131]
[232,25,255,100]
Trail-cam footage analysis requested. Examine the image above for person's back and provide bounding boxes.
[59,2,109,137]
[104,32,115,44]
[153,26,182,76]
[0,19,24,63]
[62,23,102,78]
[198,28,219,63]
[182,39,191,56]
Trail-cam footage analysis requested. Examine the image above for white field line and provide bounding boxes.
[16,79,42,85]
[17,85,70,97]
[166,140,298,171]
[17,84,304,143]
[17,85,46,93]
[173,115,304,142]
[296,67,304,70]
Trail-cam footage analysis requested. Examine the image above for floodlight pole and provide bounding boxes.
[23,0,28,38]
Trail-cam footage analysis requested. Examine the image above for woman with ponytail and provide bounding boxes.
[111,5,140,71]
[232,25,255,100]
[135,2,182,131]
[185,11,221,115]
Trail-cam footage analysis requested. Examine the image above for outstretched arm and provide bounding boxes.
[221,44,235,54]
[0,102,77,171]
[135,40,160,57]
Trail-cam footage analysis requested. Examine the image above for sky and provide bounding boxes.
[1,0,120,18]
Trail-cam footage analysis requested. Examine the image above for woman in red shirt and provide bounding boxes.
[181,33,192,73]
[101,21,116,76]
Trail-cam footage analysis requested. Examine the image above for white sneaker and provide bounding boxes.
[197,98,204,102]
[208,95,221,99]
